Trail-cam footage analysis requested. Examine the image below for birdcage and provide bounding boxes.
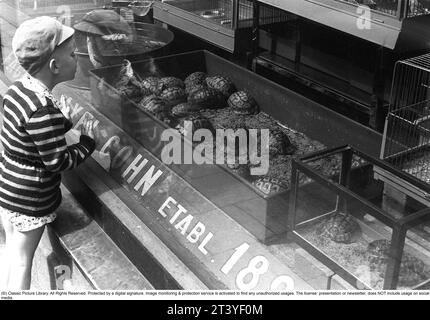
[379,53,430,203]
[152,0,288,52]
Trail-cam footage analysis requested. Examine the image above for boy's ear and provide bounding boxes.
[48,58,60,75]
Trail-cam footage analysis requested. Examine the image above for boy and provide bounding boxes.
[0,16,96,290]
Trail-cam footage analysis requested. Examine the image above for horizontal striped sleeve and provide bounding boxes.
[24,105,95,173]
[9,85,38,111]
[3,94,30,122]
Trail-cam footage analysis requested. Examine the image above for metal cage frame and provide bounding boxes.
[381,53,430,199]
[289,145,430,290]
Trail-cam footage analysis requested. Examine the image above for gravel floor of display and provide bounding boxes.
[297,217,430,290]
[200,108,336,188]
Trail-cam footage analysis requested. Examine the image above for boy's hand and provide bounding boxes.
[81,115,95,139]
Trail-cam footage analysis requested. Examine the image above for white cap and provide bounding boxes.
[12,16,75,75]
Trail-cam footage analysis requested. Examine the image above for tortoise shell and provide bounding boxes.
[171,102,201,118]
[138,95,169,115]
[368,239,391,268]
[206,75,236,98]
[187,83,208,95]
[188,87,224,109]
[268,129,295,156]
[160,87,187,106]
[252,177,285,195]
[185,71,207,86]
[185,72,207,93]
[249,128,295,158]
[227,91,259,115]
[160,76,185,89]
[177,114,214,135]
[367,239,427,287]
[317,212,360,243]
[141,76,164,95]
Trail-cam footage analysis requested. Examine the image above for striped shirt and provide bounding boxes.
[0,75,95,217]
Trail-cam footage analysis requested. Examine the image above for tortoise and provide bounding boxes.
[115,60,146,102]
[317,211,360,243]
[141,76,164,95]
[137,95,170,115]
[188,87,225,109]
[206,75,236,98]
[227,91,259,115]
[185,71,207,86]
[268,128,296,157]
[185,72,207,93]
[117,77,145,103]
[159,76,185,89]
[249,128,295,158]
[367,239,428,287]
[160,87,187,106]
[186,83,208,97]
[177,114,215,136]
[171,102,201,118]
[252,177,285,196]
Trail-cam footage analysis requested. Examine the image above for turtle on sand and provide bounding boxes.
[367,239,429,288]
[317,211,361,244]
[227,91,259,115]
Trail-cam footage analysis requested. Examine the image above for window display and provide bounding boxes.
[4,0,423,291]
[87,50,382,244]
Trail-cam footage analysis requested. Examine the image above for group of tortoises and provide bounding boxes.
[314,212,429,288]
[114,60,295,184]
[115,60,261,125]
[366,239,429,288]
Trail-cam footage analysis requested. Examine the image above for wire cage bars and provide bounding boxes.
[381,53,430,186]
[160,0,287,29]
